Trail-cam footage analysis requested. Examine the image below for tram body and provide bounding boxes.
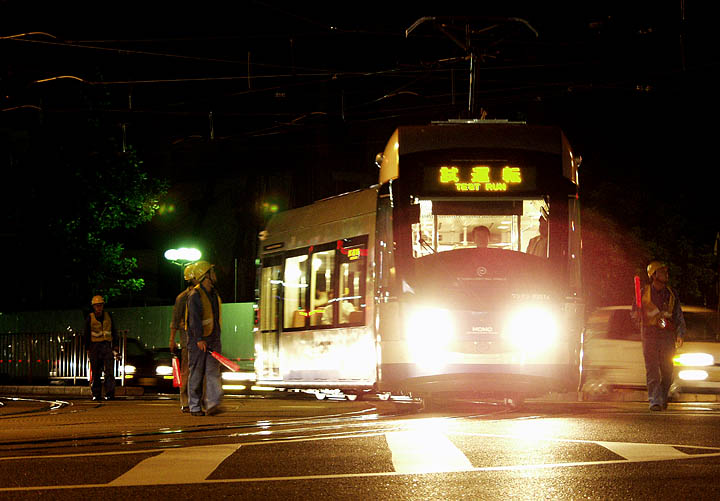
[255,120,583,399]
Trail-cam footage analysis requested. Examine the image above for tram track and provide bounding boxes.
[0,397,69,418]
[0,396,515,456]
[0,404,405,455]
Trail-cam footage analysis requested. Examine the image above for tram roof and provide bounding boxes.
[379,120,574,186]
[259,187,379,253]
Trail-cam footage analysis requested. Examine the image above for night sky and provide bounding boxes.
[2,1,718,308]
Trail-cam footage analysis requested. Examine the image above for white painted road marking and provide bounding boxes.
[596,441,689,461]
[385,431,474,473]
[2,433,720,492]
[109,443,242,486]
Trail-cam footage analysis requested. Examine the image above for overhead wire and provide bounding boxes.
[3,17,683,149]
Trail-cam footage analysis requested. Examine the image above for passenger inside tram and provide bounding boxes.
[320,290,356,325]
[526,216,548,258]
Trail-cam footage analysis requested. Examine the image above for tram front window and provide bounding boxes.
[410,199,548,258]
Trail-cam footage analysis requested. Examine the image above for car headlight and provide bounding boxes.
[674,352,714,367]
[405,307,454,367]
[123,364,136,375]
[504,306,558,352]
[156,365,173,376]
[678,370,709,381]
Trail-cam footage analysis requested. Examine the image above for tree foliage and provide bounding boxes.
[582,179,717,309]
[51,141,167,302]
[3,106,168,310]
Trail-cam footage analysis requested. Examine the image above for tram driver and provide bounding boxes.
[472,225,491,248]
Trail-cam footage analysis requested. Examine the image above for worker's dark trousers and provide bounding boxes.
[642,329,676,408]
[89,341,115,398]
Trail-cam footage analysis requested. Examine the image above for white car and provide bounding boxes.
[580,305,720,399]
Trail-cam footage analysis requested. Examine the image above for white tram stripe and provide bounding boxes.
[385,431,473,473]
[109,443,242,486]
[596,441,690,461]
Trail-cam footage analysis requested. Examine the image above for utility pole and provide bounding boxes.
[406,16,538,119]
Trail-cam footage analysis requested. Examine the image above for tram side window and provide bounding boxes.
[259,264,281,331]
[338,243,366,325]
[283,254,308,329]
[310,250,335,327]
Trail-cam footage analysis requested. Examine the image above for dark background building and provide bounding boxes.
[2,1,718,310]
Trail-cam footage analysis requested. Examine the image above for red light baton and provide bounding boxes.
[209,350,241,372]
[634,275,642,309]
[172,356,181,387]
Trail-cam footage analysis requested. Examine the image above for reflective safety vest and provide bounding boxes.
[89,313,113,342]
[641,285,676,328]
[187,285,222,337]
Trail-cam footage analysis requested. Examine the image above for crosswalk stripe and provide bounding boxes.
[385,431,473,473]
[109,443,242,486]
[596,441,689,461]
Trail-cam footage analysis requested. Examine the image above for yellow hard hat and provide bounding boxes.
[183,262,196,281]
[192,260,214,280]
[91,295,105,305]
[647,261,667,279]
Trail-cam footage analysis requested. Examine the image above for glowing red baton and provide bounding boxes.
[634,275,642,309]
[172,356,181,387]
[209,350,241,372]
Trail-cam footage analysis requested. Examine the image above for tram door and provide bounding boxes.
[256,259,281,379]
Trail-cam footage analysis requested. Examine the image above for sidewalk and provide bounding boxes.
[0,385,144,398]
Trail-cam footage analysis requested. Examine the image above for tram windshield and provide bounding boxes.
[410,199,548,258]
[396,196,563,307]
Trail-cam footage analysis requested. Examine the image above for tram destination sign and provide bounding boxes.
[423,164,537,193]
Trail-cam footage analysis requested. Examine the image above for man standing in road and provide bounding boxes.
[186,261,223,416]
[640,261,686,411]
[84,295,119,401]
[169,262,197,413]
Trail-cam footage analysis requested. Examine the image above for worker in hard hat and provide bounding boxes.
[640,261,686,411]
[169,262,197,413]
[83,295,119,401]
[186,261,223,416]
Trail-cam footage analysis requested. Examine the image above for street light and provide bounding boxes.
[164,247,201,288]
[164,247,201,263]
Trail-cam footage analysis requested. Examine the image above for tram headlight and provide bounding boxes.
[123,364,136,375]
[406,307,454,365]
[504,306,558,352]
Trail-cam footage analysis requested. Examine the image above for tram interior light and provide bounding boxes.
[504,306,558,352]
[406,307,454,367]
[674,352,714,367]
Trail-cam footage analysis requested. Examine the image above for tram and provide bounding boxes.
[254,120,583,401]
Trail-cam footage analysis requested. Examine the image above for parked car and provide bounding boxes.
[150,347,178,392]
[121,337,164,388]
[581,305,720,399]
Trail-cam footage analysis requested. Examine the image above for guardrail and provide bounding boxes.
[0,330,130,385]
